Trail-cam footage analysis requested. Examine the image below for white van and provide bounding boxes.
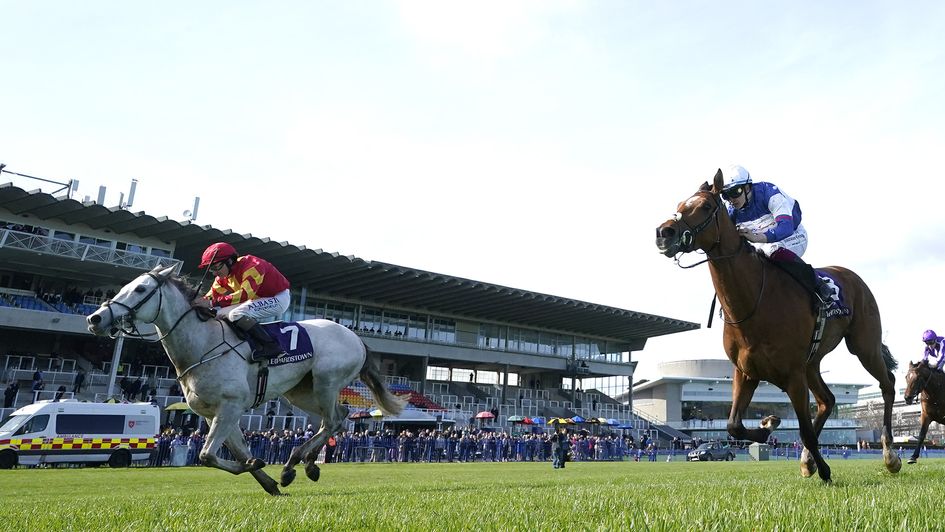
[0,400,159,469]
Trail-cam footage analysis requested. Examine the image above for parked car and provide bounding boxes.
[687,441,735,461]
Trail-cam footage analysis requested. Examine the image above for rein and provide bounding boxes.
[669,192,765,325]
[98,271,247,379]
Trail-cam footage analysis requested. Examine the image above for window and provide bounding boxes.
[324,303,356,328]
[150,248,171,258]
[479,324,505,350]
[407,315,427,340]
[431,319,455,343]
[14,414,50,436]
[538,332,555,355]
[520,329,539,353]
[57,414,125,434]
[359,307,382,333]
[383,312,408,336]
[52,231,75,241]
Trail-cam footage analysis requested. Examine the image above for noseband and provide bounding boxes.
[99,272,165,337]
[98,273,195,341]
[667,192,724,269]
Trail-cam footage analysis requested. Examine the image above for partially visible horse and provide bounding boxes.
[655,170,901,482]
[86,265,406,495]
[903,360,945,464]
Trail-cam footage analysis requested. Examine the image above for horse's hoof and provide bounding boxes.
[887,453,903,473]
[799,449,817,478]
[907,458,917,465]
[760,415,781,430]
[280,468,297,487]
[247,458,265,472]
[305,462,321,482]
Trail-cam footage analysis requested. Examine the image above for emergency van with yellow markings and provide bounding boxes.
[0,399,159,469]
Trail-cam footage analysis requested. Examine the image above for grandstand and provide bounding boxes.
[0,181,699,441]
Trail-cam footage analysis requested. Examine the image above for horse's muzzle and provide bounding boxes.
[656,225,682,257]
[655,236,679,257]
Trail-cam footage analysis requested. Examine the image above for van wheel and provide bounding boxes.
[108,450,131,468]
[0,450,17,469]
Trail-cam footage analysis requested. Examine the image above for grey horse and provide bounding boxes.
[87,265,405,495]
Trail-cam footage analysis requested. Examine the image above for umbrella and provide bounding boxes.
[507,415,525,423]
[475,411,496,419]
[369,408,384,418]
[606,418,620,426]
[522,417,533,425]
[165,401,190,411]
[532,417,546,425]
[547,417,572,425]
[617,423,634,429]
[586,417,601,424]
[349,410,372,419]
[571,415,585,423]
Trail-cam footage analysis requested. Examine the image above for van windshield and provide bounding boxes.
[0,414,27,434]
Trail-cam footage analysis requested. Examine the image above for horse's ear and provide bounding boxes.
[699,181,711,192]
[158,265,176,279]
[711,168,724,194]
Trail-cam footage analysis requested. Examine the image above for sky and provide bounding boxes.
[2,1,944,390]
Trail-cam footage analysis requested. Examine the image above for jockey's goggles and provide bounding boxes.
[721,186,745,200]
[926,340,939,346]
[208,262,227,272]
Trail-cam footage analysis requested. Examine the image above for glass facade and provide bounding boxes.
[300,297,628,363]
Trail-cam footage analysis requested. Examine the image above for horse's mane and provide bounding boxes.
[166,274,201,301]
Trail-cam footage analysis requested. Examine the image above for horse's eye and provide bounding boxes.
[134,285,146,293]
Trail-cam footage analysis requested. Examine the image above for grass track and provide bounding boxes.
[2,459,942,530]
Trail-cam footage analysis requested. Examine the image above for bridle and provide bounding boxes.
[905,365,934,404]
[668,190,765,325]
[97,271,243,380]
[98,272,195,342]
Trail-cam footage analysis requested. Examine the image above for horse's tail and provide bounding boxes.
[359,345,407,416]
[882,343,898,373]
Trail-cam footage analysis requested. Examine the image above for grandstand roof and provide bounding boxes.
[0,182,699,343]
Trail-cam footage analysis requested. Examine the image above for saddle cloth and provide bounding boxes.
[259,322,315,366]
[815,271,852,319]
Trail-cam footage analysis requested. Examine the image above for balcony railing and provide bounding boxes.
[0,227,182,272]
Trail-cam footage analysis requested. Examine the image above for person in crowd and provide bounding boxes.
[193,242,290,363]
[550,423,569,469]
[54,385,67,401]
[146,373,158,399]
[3,382,18,408]
[720,164,834,307]
[72,369,86,394]
[31,378,44,402]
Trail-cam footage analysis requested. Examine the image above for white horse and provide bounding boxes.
[86,265,406,495]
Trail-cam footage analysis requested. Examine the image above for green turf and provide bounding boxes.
[2,459,941,530]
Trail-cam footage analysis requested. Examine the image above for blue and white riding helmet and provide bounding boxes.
[721,164,752,193]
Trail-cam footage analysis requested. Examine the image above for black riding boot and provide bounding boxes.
[772,256,834,308]
[236,318,283,363]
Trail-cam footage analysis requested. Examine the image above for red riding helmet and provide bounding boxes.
[199,242,238,268]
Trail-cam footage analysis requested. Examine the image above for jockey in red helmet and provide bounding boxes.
[196,242,290,363]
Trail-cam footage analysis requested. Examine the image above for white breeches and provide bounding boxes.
[752,223,809,258]
[220,289,290,323]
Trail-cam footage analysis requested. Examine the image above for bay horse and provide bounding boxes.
[903,360,945,464]
[655,170,900,482]
[87,265,406,495]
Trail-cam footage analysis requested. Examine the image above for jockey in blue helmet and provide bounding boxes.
[922,329,944,371]
[720,164,834,307]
